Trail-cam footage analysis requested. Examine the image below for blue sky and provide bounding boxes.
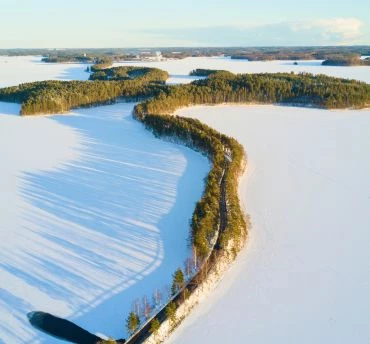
[0,0,369,47]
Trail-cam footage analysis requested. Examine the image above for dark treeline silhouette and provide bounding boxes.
[2,46,370,61]
[189,69,228,77]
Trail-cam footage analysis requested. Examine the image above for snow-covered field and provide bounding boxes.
[171,105,370,343]
[1,55,370,343]
[114,56,370,84]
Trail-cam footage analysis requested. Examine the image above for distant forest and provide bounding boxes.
[1,46,370,62]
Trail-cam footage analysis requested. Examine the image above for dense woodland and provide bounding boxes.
[0,67,168,115]
[134,111,247,257]
[2,69,368,116]
[89,66,166,81]
[189,69,226,76]
[136,71,370,114]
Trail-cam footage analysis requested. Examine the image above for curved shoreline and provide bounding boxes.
[168,103,370,344]
[124,105,248,344]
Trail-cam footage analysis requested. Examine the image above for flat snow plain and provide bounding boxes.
[0,57,209,343]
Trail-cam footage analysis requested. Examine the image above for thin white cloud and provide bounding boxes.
[291,18,364,44]
[138,17,368,46]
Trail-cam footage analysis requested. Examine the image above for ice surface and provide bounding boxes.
[0,56,89,88]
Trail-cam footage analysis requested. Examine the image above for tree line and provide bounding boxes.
[0,67,168,115]
[136,71,370,115]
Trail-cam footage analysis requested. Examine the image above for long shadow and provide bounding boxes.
[28,312,103,344]
[5,102,209,342]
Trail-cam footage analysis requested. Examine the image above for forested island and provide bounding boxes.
[322,55,370,66]
[0,66,168,115]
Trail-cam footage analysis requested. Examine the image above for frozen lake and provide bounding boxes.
[114,56,370,84]
[171,105,370,344]
[0,59,209,343]
[0,56,90,88]
[1,55,369,343]
[0,102,209,343]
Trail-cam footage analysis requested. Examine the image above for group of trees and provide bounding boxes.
[124,263,192,339]
[136,71,370,115]
[1,68,369,117]
[89,66,168,82]
[322,55,370,66]
[0,67,168,115]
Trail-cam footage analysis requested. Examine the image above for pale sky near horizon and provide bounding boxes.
[0,0,369,48]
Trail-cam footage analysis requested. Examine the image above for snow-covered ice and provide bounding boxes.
[114,56,370,84]
[0,101,209,343]
[0,56,209,343]
[0,55,89,88]
[171,105,370,343]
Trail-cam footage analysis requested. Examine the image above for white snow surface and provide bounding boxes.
[114,56,370,84]
[0,55,89,88]
[171,105,370,344]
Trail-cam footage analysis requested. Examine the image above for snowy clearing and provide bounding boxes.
[171,105,370,344]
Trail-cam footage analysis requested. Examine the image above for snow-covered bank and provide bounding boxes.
[170,105,370,343]
[0,102,209,343]
[114,56,370,84]
[0,56,89,87]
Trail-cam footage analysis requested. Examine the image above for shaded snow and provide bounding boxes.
[171,105,370,344]
[0,100,209,343]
